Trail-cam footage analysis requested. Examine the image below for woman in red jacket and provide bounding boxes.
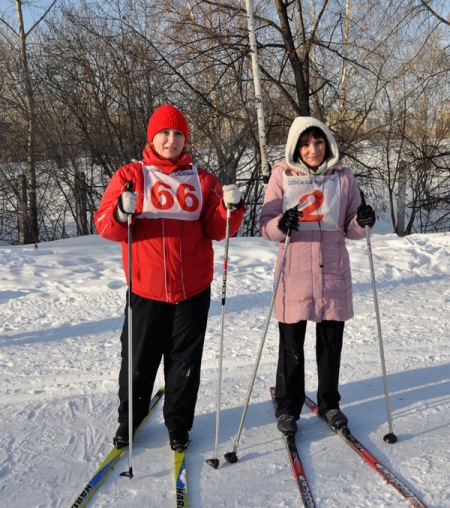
[95,104,245,451]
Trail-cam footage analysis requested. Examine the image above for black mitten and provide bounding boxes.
[356,204,376,227]
[278,207,300,234]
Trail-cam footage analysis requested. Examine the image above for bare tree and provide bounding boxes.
[35,0,167,237]
[0,0,57,243]
[374,22,449,234]
[415,0,450,26]
[0,0,448,241]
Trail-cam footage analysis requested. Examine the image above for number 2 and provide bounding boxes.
[298,190,324,222]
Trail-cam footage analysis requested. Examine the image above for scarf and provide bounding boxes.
[142,145,193,174]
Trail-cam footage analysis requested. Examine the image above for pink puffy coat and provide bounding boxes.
[260,123,367,323]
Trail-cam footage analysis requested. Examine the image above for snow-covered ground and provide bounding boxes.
[1,229,449,507]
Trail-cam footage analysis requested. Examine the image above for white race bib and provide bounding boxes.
[282,172,341,231]
[138,164,203,220]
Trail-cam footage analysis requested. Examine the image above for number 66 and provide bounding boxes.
[151,182,200,212]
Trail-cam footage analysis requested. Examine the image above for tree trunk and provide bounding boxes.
[16,0,39,244]
[396,161,407,236]
[273,0,310,115]
[75,171,89,236]
[17,174,34,244]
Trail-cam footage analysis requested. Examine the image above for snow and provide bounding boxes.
[1,230,449,507]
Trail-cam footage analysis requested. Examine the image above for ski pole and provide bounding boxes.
[121,181,135,478]
[206,208,231,470]
[225,226,293,463]
[360,190,397,444]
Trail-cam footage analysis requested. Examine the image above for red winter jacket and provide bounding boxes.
[95,148,244,303]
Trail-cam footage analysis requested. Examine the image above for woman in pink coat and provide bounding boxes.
[260,116,375,435]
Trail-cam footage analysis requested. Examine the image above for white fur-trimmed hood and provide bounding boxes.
[285,116,339,175]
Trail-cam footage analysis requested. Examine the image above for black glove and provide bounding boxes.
[278,207,300,234]
[356,204,376,227]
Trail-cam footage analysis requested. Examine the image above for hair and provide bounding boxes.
[293,126,332,163]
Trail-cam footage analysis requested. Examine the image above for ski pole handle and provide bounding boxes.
[360,189,367,207]
[125,181,134,226]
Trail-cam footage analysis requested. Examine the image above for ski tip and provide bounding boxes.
[224,451,238,464]
[383,432,398,444]
[206,458,220,469]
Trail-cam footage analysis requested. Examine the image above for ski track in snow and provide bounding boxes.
[0,233,449,507]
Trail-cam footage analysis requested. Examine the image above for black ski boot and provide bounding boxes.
[113,422,130,449]
[277,414,298,435]
[113,417,145,449]
[169,430,190,453]
[322,409,348,429]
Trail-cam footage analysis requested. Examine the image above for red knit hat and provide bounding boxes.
[147,104,189,144]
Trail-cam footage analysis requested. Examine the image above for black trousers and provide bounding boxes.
[118,287,210,433]
[275,320,345,419]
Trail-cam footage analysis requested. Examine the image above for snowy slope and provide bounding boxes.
[1,231,449,507]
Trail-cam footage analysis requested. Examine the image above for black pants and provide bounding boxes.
[118,287,210,433]
[275,320,345,419]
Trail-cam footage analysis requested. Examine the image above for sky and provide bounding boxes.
[1,226,449,507]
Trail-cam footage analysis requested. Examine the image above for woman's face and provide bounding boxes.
[298,134,326,169]
[152,129,185,159]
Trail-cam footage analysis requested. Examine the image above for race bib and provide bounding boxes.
[138,165,203,220]
[282,172,341,231]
